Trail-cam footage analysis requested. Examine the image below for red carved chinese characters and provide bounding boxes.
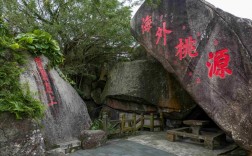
[34,57,57,106]
[196,77,201,84]
[175,36,198,60]
[155,22,172,46]
[196,32,201,37]
[141,15,152,34]
[206,49,233,79]
[214,39,219,46]
[139,15,234,80]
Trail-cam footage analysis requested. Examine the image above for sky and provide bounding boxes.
[205,0,252,19]
[132,0,252,20]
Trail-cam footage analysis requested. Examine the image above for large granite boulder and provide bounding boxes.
[0,113,45,156]
[102,60,196,118]
[131,0,252,151]
[20,56,91,149]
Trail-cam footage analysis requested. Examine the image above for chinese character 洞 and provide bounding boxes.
[175,36,198,60]
[206,48,233,79]
[141,15,152,34]
[155,22,172,46]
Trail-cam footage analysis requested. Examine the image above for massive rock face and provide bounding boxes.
[20,56,91,149]
[131,0,252,151]
[0,113,45,156]
[102,60,196,118]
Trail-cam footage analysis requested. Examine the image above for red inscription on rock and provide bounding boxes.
[206,49,233,79]
[155,22,172,46]
[175,36,198,60]
[196,32,201,37]
[196,77,201,84]
[188,72,193,76]
[141,15,152,34]
[214,39,219,46]
[34,57,57,106]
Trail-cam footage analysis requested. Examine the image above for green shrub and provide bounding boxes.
[0,19,61,119]
[90,119,103,130]
[90,117,117,135]
[15,29,64,67]
[0,84,45,120]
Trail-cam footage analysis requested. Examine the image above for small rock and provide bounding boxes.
[79,130,107,150]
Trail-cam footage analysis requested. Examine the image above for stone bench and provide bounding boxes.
[167,127,226,149]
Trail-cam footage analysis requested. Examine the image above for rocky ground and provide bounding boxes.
[70,131,243,156]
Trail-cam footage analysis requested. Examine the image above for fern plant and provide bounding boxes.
[0,19,61,120]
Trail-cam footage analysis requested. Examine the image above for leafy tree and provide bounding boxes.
[1,0,135,87]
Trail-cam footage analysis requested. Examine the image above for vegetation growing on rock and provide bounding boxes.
[0,0,156,119]
[0,19,63,119]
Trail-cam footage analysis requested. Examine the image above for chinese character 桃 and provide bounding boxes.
[175,36,198,60]
[206,48,233,79]
[155,22,172,46]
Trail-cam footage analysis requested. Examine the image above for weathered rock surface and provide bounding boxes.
[102,60,196,118]
[102,60,168,106]
[105,98,157,113]
[20,56,91,149]
[45,150,66,156]
[131,0,252,150]
[91,88,102,104]
[79,130,107,149]
[0,113,45,156]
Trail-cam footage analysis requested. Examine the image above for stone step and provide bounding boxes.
[46,140,81,155]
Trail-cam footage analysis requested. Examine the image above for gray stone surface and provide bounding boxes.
[70,140,176,156]
[45,150,66,156]
[79,130,107,149]
[0,113,45,156]
[102,60,196,118]
[70,132,236,156]
[91,88,102,104]
[20,56,92,149]
[102,60,168,106]
[45,140,81,155]
[131,0,252,151]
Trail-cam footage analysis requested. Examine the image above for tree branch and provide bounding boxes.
[21,0,53,25]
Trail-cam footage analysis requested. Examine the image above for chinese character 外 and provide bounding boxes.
[155,22,172,46]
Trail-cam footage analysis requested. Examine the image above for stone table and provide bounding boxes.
[183,120,210,135]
